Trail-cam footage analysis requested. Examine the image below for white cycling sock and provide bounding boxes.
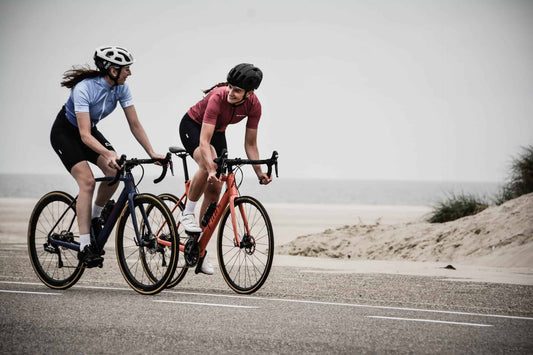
[183,200,197,216]
[80,234,91,251]
[92,204,104,219]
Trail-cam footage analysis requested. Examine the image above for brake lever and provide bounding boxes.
[108,154,127,186]
[272,151,279,178]
[214,149,228,179]
[153,152,172,184]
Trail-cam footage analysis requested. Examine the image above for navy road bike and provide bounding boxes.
[27,154,178,295]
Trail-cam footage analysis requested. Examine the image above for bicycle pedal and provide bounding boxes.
[185,231,201,237]
[83,256,104,269]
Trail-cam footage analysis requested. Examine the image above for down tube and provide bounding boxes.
[197,192,230,254]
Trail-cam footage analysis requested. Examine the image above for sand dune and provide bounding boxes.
[278,193,533,268]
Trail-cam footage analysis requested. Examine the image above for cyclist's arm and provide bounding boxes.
[199,122,219,180]
[77,112,120,169]
[123,105,164,160]
[245,128,272,184]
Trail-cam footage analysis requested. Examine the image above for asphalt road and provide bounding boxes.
[1,244,532,354]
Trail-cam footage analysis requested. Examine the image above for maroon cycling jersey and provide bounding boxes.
[187,86,261,132]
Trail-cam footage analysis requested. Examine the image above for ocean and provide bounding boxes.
[0,173,501,206]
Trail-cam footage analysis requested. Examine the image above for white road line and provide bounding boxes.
[154,300,258,309]
[165,290,533,321]
[368,316,493,327]
[0,289,61,296]
[1,281,532,321]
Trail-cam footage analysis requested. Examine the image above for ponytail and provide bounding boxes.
[61,65,102,89]
[203,82,228,95]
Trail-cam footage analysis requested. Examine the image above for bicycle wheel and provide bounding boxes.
[28,191,84,289]
[157,193,189,288]
[115,193,178,295]
[217,196,274,294]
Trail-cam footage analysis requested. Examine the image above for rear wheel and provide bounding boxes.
[217,196,274,294]
[115,194,178,295]
[157,193,189,288]
[28,191,84,289]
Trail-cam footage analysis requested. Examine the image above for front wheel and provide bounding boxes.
[27,191,84,289]
[115,194,178,295]
[217,196,274,294]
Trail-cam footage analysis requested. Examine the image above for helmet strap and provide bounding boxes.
[108,66,122,86]
[231,90,250,107]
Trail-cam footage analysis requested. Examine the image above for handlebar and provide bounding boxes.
[214,149,279,183]
[108,152,173,186]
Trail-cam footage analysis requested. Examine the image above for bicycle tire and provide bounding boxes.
[115,193,178,295]
[156,193,189,288]
[217,196,274,294]
[27,191,84,289]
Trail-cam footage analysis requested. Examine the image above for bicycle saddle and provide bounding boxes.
[169,146,187,154]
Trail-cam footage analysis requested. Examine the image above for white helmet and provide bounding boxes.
[94,46,134,71]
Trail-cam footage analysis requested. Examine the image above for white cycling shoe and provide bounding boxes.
[199,254,214,275]
[180,213,202,234]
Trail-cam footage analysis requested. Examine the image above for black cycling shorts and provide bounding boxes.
[50,106,115,172]
[179,113,227,157]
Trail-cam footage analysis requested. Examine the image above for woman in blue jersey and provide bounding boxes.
[50,46,165,267]
[178,63,272,275]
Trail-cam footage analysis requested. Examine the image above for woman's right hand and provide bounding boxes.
[207,167,220,184]
[104,152,121,170]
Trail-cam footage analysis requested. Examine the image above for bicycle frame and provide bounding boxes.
[157,172,248,258]
[48,171,149,252]
[161,147,277,264]
[197,173,249,255]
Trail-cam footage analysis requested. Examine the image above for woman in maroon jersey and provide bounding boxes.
[177,63,271,274]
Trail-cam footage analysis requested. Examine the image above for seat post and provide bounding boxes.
[179,154,189,182]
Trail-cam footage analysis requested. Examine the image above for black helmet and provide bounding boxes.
[227,63,263,91]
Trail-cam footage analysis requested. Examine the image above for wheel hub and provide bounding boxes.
[241,234,256,255]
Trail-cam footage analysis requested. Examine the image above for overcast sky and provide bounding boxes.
[1,0,531,182]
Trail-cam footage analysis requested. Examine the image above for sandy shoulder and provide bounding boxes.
[277,193,533,273]
[3,196,532,285]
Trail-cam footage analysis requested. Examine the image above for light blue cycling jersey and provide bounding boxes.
[64,76,134,127]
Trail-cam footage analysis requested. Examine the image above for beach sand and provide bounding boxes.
[2,194,532,285]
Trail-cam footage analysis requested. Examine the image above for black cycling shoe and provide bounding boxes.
[78,244,104,268]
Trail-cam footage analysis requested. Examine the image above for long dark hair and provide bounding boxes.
[203,82,228,95]
[61,65,102,89]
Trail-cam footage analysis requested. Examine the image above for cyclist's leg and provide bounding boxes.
[70,162,104,267]
[193,130,226,220]
[70,161,95,237]
[91,129,119,208]
[51,108,94,239]
[50,108,102,267]
[94,156,119,203]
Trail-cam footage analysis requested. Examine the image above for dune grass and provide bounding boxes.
[429,145,532,223]
[428,193,488,223]
[494,145,533,205]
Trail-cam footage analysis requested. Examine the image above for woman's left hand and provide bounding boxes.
[151,153,166,166]
[258,172,272,185]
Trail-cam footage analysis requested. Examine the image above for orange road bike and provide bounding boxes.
[157,147,278,294]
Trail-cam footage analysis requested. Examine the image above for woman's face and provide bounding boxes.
[227,84,250,105]
[110,66,131,85]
